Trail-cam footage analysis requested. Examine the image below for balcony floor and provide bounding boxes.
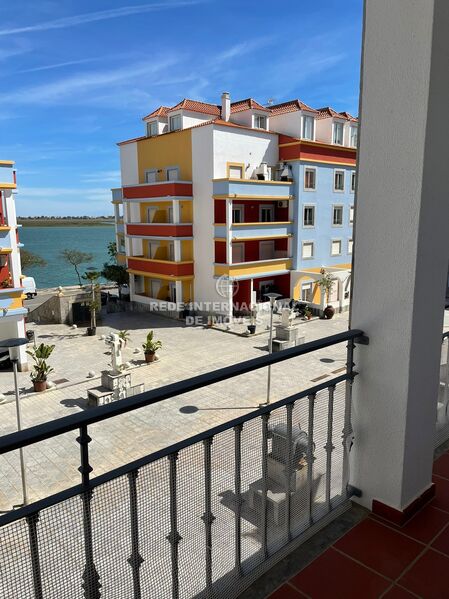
[259,446,449,599]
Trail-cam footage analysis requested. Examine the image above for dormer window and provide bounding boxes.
[169,114,181,131]
[333,122,344,145]
[147,121,158,137]
[254,115,267,130]
[350,125,358,148]
[302,115,315,140]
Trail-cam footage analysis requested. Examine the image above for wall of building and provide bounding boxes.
[213,126,279,179]
[291,161,354,271]
[269,111,302,138]
[192,124,225,310]
[120,142,139,185]
[136,128,192,183]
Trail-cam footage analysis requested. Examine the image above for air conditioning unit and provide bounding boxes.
[277,201,288,208]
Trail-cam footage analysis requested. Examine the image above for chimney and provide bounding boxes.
[221,92,230,122]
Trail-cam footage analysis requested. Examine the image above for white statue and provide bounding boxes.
[105,333,125,374]
[281,308,295,328]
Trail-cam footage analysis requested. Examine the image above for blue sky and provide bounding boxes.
[0,0,363,216]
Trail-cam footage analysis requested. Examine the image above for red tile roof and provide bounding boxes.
[142,106,171,120]
[230,98,270,113]
[317,107,358,121]
[169,98,221,116]
[269,99,318,116]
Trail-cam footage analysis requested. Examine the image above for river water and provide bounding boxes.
[19,225,115,288]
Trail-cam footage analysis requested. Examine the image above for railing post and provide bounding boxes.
[285,403,294,541]
[127,470,144,599]
[444,338,449,421]
[202,437,215,598]
[167,452,182,599]
[233,424,243,577]
[324,386,336,512]
[77,424,101,599]
[307,393,316,526]
[261,413,270,558]
[342,338,355,497]
[26,513,43,599]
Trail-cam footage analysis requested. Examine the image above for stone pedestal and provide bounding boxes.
[272,325,305,352]
[101,371,131,400]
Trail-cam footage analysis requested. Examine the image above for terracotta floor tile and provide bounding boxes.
[334,518,423,579]
[291,547,390,599]
[433,453,449,480]
[268,583,304,598]
[371,504,449,544]
[382,586,418,599]
[399,548,449,599]
[431,523,449,556]
[431,475,449,513]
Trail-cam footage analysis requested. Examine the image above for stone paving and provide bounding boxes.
[0,310,353,511]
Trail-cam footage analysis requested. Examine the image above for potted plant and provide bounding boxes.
[304,306,313,320]
[317,268,336,319]
[247,307,257,334]
[27,343,55,392]
[142,330,162,363]
[82,269,101,335]
[118,330,130,347]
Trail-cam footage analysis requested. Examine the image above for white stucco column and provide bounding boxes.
[172,200,180,224]
[350,0,449,511]
[225,199,232,264]
[174,240,181,262]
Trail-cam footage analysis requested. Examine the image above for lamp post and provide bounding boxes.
[0,337,29,506]
[260,293,281,407]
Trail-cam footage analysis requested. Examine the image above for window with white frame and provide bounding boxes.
[334,170,345,191]
[145,169,157,183]
[350,125,358,148]
[332,205,343,226]
[331,239,342,256]
[228,165,243,179]
[259,240,275,260]
[333,122,344,145]
[351,171,356,193]
[304,167,316,190]
[349,205,354,224]
[169,114,181,131]
[254,115,267,129]
[302,115,315,140]
[146,121,158,137]
[232,205,244,223]
[348,238,353,254]
[166,167,179,181]
[301,282,313,302]
[303,206,315,227]
[147,241,160,259]
[260,204,274,222]
[302,241,314,259]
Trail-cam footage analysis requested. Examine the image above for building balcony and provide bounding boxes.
[111,188,123,202]
[230,221,293,241]
[0,329,364,598]
[122,181,193,201]
[126,223,193,238]
[213,178,294,200]
[0,160,16,189]
[214,256,292,279]
[127,256,194,277]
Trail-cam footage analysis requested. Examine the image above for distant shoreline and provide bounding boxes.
[18,218,115,227]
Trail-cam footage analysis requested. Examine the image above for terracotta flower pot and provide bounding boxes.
[145,352,156,363]
[33,380,47,393]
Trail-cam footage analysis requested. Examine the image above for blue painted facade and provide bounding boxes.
[290,161,354,271]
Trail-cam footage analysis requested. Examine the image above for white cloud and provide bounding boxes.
[0,58,177,106]
[17,57,102,73]
[0,1,206,36]
[19,187,111,202]
[80,170,121,184]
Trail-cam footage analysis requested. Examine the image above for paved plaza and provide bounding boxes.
[0,309,356,511]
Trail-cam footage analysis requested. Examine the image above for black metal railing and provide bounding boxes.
[0,329,365,599]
